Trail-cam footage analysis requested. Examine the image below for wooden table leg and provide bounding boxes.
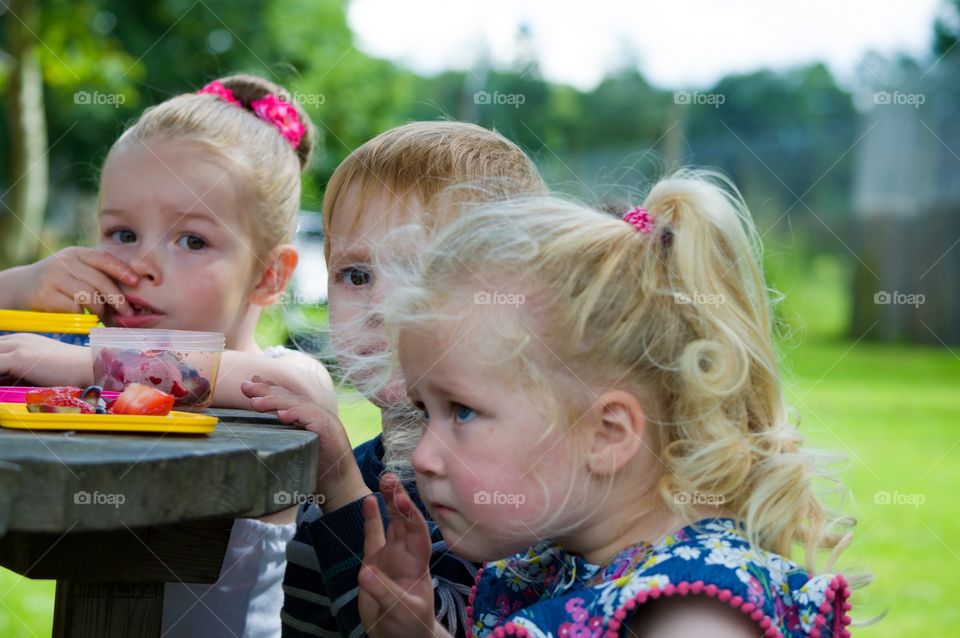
[53,581,163,638]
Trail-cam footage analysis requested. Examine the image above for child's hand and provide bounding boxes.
[241,375,370,511]
[2,247,138,318]
[0,335,92,387]
[359,473,445,638]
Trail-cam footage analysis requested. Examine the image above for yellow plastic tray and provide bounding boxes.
[0,309,99,334]
[0,403,218,434]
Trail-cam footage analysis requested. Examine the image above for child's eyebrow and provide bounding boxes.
[165,209,224,227]
[328,248,372,266]
[422,376,474,403]
[99,208,223,228]
[99,208,128,219]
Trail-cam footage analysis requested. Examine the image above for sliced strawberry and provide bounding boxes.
[25,387,83,406]
[109,383,175,416]
[26,393,95,414]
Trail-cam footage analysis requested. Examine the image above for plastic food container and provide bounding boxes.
[0,309,98,346]
[89,328,224,410]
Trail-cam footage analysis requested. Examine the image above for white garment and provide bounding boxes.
[262,345,292,359]
[161,517,295,638]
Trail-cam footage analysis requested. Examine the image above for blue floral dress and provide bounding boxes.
[466,518,851,638]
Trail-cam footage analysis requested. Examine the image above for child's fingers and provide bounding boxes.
[240,377,275,398]
[78,249,139,286]
[60,277,106,316]
[358,565,427,622]
[240,377,287,399]
[278,405,341,434]
[248,391,301,414]
[362,494,387,557]
[385,482,432,560]
[69,267,133,317]
[380,473,416,522]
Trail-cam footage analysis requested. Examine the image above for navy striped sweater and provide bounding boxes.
[281,435,478,638]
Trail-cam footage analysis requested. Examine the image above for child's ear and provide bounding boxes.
[584,390,647,476]
[249,244,299,306]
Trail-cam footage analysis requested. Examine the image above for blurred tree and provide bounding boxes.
[3,0,46,265]
[684,63,857,227]
[265,0,415,196]
[933,0,960,56]
[0,0,141,267]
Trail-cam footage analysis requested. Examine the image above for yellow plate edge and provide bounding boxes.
[0,403,217,433]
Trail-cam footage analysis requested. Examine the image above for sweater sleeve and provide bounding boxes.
[280,436,478,638]
[309,494,477,637]
[281,497,477,638]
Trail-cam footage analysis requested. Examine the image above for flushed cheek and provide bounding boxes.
[455,473,551,528]
[164,264,243,323]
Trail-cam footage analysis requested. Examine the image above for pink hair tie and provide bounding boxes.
[250,94,306,150]
[623,206,655,234]
[196,81,305,150]
[196,80,242,107]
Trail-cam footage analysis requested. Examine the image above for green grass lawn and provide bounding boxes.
[780,339,960,635]
[2,338,957,635]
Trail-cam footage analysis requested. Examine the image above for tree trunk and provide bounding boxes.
[3,0,48,267]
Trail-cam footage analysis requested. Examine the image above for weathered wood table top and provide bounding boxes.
[0,409,318,637]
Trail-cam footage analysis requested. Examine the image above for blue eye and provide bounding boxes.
[454,404,477,423]
[109,229,137,243]
[177,234,207,250]
[337,267,372,287]
[416,406,430,422]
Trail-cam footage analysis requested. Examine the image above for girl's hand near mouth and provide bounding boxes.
[0,247,138,319]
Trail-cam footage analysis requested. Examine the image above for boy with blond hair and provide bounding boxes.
[243,121,546,637]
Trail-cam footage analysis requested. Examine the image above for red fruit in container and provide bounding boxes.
[93,349,125,392]
[90,329,224,410]
[110,383,175,416]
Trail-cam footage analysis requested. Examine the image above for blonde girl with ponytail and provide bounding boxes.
[356,169,864,638]
[0,74,334,638]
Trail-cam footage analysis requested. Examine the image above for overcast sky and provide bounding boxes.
[348,0,944,89]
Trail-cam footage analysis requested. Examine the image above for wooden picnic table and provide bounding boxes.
[0,408,318,637]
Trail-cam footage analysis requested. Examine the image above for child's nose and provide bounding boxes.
[412,427,445,478]
[128,249,162,284]
[363,312,383,329]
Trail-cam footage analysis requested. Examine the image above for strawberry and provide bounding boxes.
[109,383,175,416]
[25,387,95,414]
[25,386,83,405]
